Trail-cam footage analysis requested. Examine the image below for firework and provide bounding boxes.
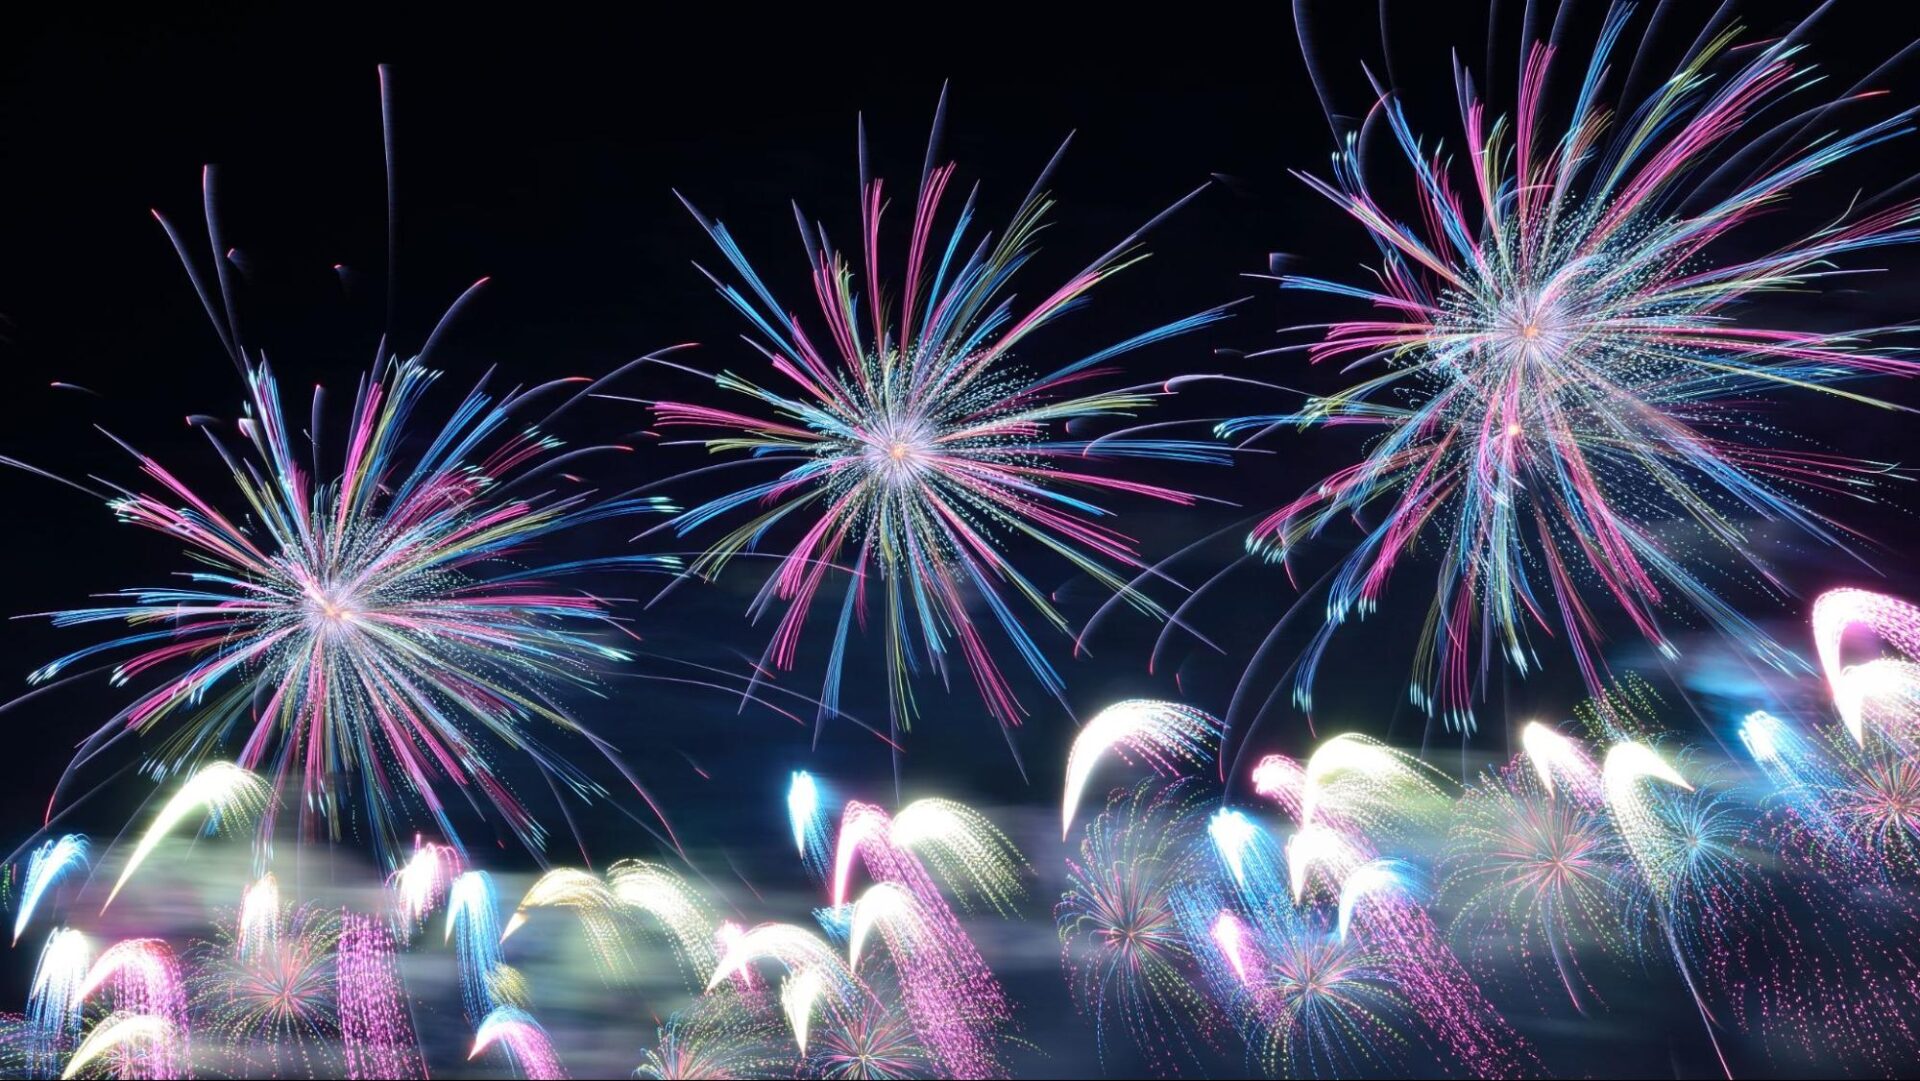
[446,870,509,1022]
[188,878,341,1076]
[710,923,855,991]
[1284,823,1371,904]
[1240,923,1407,1078]
[847,883,923,971]
[634,990,795,1080]
[1297,733,1451,842]
[1062,700,1222,838]
[1057,780,1221,1072]
[502,868,633,981]
[789,771,832,879]
[1238,8,1920,729]
[607,859,720,987]
[828,802,1008,1077]
[872,798,1027,916]
[655,91,1233,739]
[1335,860,1537,1077]
[780,968,829,1054]
[1814,588,1920,742]
[60,1013,178,1081]
[808,995,933,1080]
[390,840,462,936]
[1442,759,1630,1011]
[1519,721,1603,803]
[35,354,680,865]
[27,929,91,1076]
[336,911,425,1080]
[14,836,88,945]
[79,939,188,1078]
[471,1006,567,1079]
[106,761,269,910]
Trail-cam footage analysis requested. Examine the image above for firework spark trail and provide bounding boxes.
[781,968,835,1056]
[27,929,90,1077]
[390,839,462,938]
[1297,733,1451,837]
[1171,864,1406,1079]
[1240,7,1920,732]
[1249,754,1307,819]
[14,836,88,945]
[59,1013,177,1081]
[1814,588,1920,741]
[607,859,721,987]
[656,90,1234,742]
[1062,700,1222,838]
[847,883,923,972]
[634,988,794,1080]
[807,992,934,1080]
[1336,860,1537,1077]
[337,910,425,1080]
[79,939,188,1078]
[446,870,509,1022]
[884,799,1028,916]
[1519,721,1604,805]
[502,868,633,981]
[789,771,832,880]
[1442,757,1630,1013]
[831,802,1008,1077]
[1602,741,1737,1077]
[33,354,682,866]
[472,1006,568,1079]
[106,761,269,910]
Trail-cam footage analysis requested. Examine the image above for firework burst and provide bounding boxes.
[655,89,1233,740]
[33,354,680,864]
[1057,780,1222,1072]
[1236,7,1920,729]
[1442,759,1631,1010]
[188,880,342,1077]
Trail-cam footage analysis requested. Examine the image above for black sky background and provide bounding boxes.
[5,4,1920,1076]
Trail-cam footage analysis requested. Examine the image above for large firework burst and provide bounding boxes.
[1233,7,1920,728]
[654,91,1233,739]
[32,355,679,863]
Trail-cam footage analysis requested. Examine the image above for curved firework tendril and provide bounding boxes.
[13,835,88,946]
[1234,4,1920,733]
[828,802,1009,1077]
[654,87,1236,750]
[1812,587,1920,742]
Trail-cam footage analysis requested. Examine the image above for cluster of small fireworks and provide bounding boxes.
[1048,600,1920,1078]
[12,583,1920,1077]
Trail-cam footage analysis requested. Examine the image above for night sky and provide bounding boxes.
[6,4,1920,1076]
